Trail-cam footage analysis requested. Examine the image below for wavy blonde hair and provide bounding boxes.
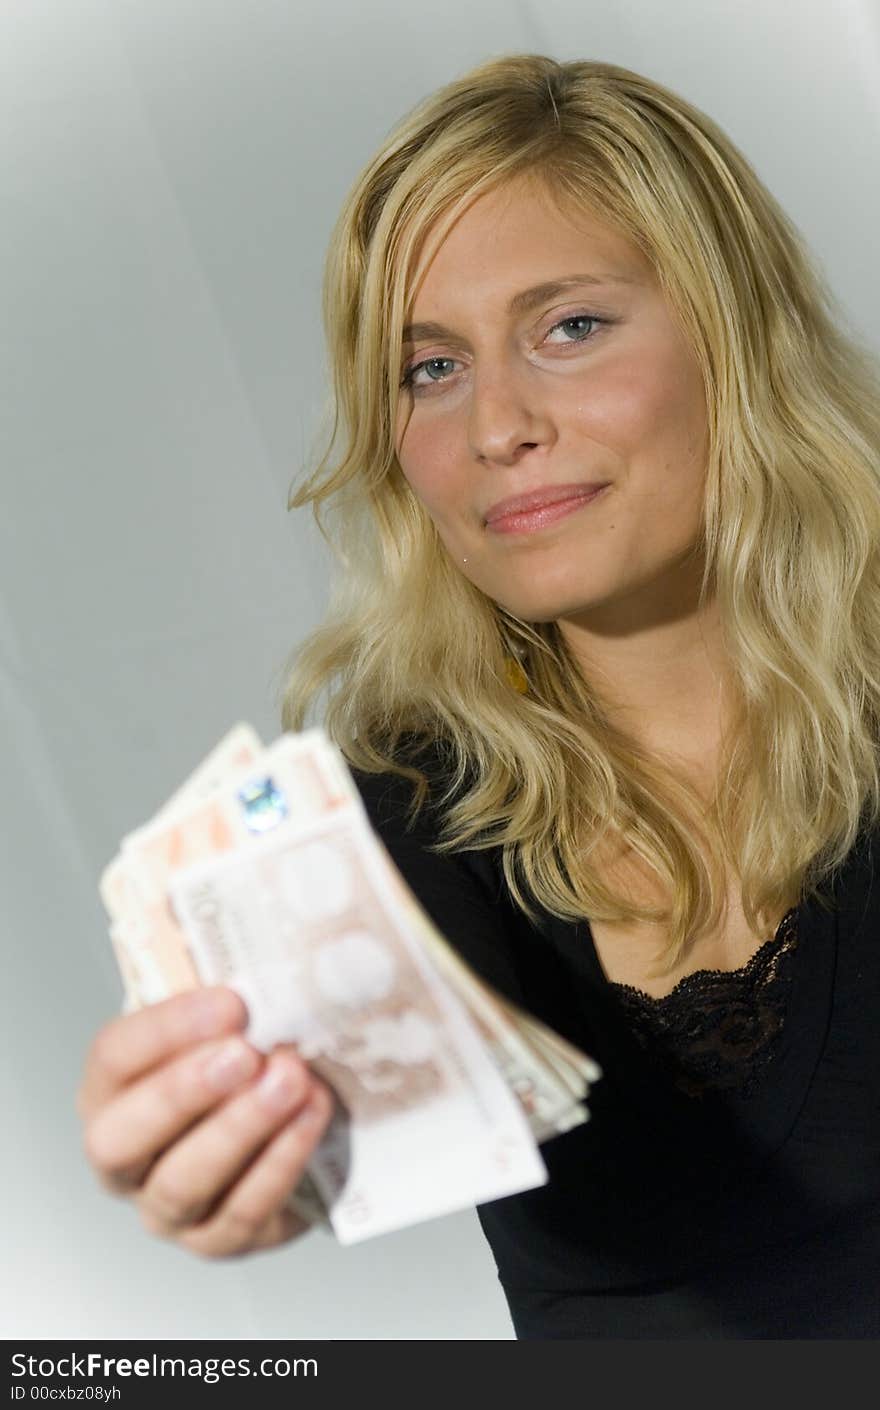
[278,53,880,977]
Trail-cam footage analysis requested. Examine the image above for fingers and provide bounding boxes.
[79,989,337,1260]
[149,1082,335,1259]
[136,1048,314,1228]
[78,986,248,1118]
[83,1032,263,1194]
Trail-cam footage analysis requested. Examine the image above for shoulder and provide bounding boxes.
[348,733,466,849]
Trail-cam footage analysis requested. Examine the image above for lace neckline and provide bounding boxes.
[607,907,800,1100]
[608,906,798,1005]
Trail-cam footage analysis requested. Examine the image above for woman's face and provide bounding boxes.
[394,172,710,631]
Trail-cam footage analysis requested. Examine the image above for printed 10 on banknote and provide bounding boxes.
[98,724,601,1244]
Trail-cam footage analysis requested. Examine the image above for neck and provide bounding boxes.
[556,560,735,794]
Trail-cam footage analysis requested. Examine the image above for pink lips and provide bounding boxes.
[484,482,610,535]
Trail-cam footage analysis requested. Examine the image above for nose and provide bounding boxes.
[467,362,555,466]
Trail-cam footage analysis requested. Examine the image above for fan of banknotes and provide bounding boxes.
[99,724,601,1245]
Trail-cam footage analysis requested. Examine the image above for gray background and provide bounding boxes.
[2,0,878,1340]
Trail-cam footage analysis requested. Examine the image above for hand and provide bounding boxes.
[77,985,334,1258]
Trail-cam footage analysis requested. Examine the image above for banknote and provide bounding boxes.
[100,724,268,1007]
[102,724,387,1226]
[100,727,355,1006]
[99,722,602,1241]
[363,838,599,1141]
[155,721,265,824]
[167,804,550,1243]
[112,724,597,1142]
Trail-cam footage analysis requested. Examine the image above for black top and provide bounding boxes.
[350,746,880,1339]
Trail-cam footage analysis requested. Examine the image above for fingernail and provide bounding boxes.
[204,1039,254,1090]
[257,1059,306,1112]
[295,1087,331,1130]
[190,989,239,1038]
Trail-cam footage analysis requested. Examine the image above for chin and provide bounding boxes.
[488,592,579,625]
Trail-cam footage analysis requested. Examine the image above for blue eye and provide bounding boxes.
[549,315,600,341]
[399,312,607,393]
[400,356,456,389]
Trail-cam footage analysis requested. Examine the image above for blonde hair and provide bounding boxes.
[278,53,880,977]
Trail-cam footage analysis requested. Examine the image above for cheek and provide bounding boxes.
[582,356,706,503]
[572,366,647,442]
[397,424,465,529]
[570,354,696,457]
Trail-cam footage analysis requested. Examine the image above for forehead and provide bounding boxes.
[406,173,647,308]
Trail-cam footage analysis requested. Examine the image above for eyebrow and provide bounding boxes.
[401,272,636,344]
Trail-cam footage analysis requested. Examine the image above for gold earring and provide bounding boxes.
[503,654,529,694]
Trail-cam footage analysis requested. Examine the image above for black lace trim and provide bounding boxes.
[608,907,800,1100]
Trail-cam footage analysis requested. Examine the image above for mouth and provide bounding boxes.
[484,482,611,536]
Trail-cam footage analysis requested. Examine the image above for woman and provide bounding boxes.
[78,54,880,1338]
